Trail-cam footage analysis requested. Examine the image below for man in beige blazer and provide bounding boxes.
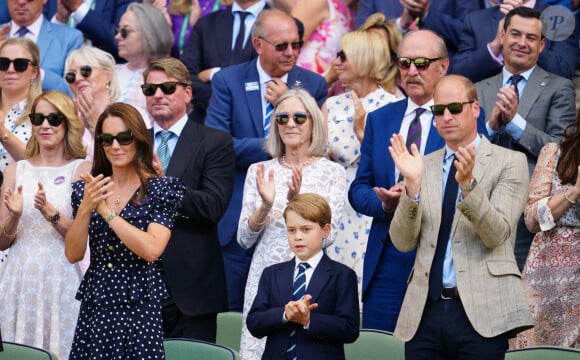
[389,74,533,359]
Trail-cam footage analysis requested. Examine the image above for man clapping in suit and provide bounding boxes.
[144,57,235,341]
[389,74,533,359]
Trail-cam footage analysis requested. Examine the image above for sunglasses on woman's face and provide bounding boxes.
[0,57,35,72]
[29,113,65,127]
[115,27,135,39]
[97,131,134,146]
[430,101,474,116]
[140,82,186,96]
[336,50,347,63]
[65,65,92,84]
[274,112,309,125]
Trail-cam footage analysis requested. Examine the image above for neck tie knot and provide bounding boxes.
[16,27,28,37]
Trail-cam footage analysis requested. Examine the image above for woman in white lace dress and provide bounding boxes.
[0,38,42,277]
[0,91,92,360]
[323,30,398,298]
[238,88,346,360]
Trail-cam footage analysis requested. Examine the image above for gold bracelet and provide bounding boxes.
[563,189,577,204]
[2,225,18,238]
[250,214,266,227]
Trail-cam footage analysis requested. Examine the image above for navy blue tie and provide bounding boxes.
[287,262,309,360]
[231,11,250,63]
[428,155,458,301]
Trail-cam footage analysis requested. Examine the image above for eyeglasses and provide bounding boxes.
[274,112,309,125]
[430,101,474,116]
[141,82,187,96]
[397,57,442,70]
[97,131,134,146]
[258,37,303,52]
[64,65,92,84]
[336,50,346,63]
[115,27,135,39]
[0,57,35,72]
[29,113,65,127]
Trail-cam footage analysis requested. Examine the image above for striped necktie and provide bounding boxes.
[157,130,173,174]
[287,262,310,360]
[406,107,425,152]
[264,101,273,136]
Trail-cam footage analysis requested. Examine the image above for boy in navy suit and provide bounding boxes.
[247,193,359,360]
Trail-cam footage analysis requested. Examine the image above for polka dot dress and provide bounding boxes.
[69,176,184,360]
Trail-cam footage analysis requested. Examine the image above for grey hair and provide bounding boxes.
[125,3,174,61]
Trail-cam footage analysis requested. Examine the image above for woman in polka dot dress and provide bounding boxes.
[65,103,184,360]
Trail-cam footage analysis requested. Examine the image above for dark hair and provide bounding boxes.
[504,7,544,38]
[92,103,156,201]
[557,112,580,185]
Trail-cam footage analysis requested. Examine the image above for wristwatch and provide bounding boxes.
[47,211,60,225]
[0,133,9,143]
[460,178,478,192]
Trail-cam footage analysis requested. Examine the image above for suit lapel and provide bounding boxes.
[276,259,296,301]
[37,19,53,68]
[424,149,445,232]
[306,254,334,303]
[518,67,548,119]
[243,60,265,135]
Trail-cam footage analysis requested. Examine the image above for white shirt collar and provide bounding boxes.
[153,113,188,138]
[10,15,43,40]
[294,250,324,271]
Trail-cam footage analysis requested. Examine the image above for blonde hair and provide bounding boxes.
[25,91,86,159]
[340,30,390,83]
[284,193,331,228]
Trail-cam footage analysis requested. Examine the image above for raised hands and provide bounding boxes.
[256,163,275,208]
[79,173,114,215]
[286,167,302,201]
[388,134,423,197]
[284,294,319,326]
[489,84,518,131]
[4,185,23,218]
[454,145,476,189]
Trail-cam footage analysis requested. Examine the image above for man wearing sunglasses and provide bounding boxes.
[204,8,326,312]
[4,0,82,96]
[475,7,576,271]
[143,57,235,342]
[389,74,532,360]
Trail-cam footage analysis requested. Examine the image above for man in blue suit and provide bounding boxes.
[204,8,327,311]
[451,0,578,82]
[4,0,82,95]
[349,30,450,332]
[44,0,132,61]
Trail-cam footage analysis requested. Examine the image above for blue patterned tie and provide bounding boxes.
[156,130,173,174]
[287,262,310,360]
[264,101,273,136]
[428,155,458,300]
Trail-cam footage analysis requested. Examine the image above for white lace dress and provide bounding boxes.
[0,160,84,360]
[325,87,396,300]
[238,157,346,360]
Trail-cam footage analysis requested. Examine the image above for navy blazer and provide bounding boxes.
[348,98,488,298]
[204,59,327,248]
[247,254,359,360]
[43,0,130,60]
[156,118,235,316]
[451,2,578,82]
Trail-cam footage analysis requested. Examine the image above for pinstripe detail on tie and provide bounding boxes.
[287,262,310,360]
[264,101,273,136]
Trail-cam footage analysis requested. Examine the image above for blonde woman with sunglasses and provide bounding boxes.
[0,91,92,360]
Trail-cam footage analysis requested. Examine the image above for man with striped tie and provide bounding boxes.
[247,193,359,360]
[204,8,327,312]
[143,57,235,342]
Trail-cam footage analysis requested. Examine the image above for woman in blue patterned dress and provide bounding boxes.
[65,103,184,359]
[323,30,398,299]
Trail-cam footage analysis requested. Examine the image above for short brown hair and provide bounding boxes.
[143,57,192,85]
[283,193,331,228]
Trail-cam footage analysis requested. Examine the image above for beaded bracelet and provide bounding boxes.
[251,214,266,227]
[563,189,577,204]
[105,210,117,223]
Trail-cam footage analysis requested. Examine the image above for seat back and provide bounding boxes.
[164,338,236,360]
[345,329,405,360]
[216,312,243,353]
[506,346,580,360]
[0,342,56,359]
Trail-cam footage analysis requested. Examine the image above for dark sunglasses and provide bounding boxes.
[97,131,134,146]
[115,27,135,39]
[336,50,346,63]
[29,113,65,127]
[64,65,92,84]
[259,37,303,52]
[141,82,187,96]
[397,57,442,70]
[274,112,309,125]
[430,101,474,116]
[0,57,35,72]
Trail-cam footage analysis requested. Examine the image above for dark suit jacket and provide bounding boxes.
[157,118,235,316]
[451,2,578,82]
[181,5,269,122]
[204,59,327,249]
[247,254,359,360]
[43,0,131,60]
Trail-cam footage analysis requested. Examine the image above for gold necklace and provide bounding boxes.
[281,155,316,169]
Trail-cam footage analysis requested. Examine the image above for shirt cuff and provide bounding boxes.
[505,113,526,141]
[487,43,504,66]
[72,2,91,25]
[210,67,221,81]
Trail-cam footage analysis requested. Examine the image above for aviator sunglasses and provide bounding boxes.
[0,57,35,72]
[258,37,303,52]
[141,82,187,96]
[274,112,309,125]
[29,113,65,127]
[430,101,474,116]
[97,131,134,146]
[65,65,92,84]
[115,27,135,39]
[397,57,442,70]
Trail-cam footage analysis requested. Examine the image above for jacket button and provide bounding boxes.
[424,272,429,278]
